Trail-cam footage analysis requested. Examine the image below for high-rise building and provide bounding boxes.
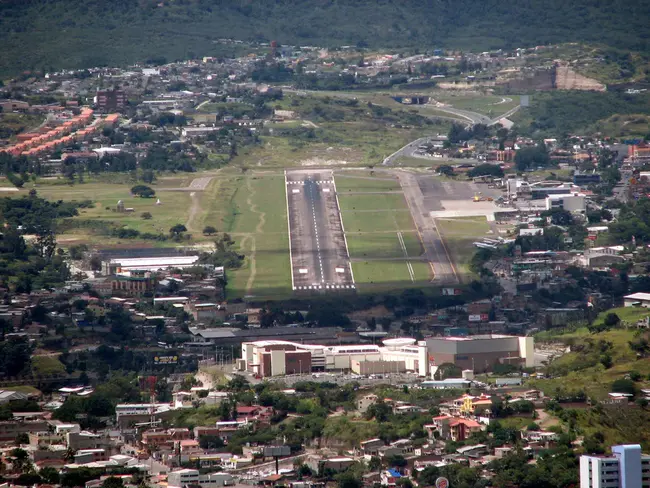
[95,89,126,112]
[580,444,650,488]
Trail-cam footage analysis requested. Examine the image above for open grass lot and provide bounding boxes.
[338,193,408,212]
[341,210,415,233]
[347,231,422,259]
[435,217,491,278]
[527,308,650,449]
[218,173,292,299]
[238,93,450,168]
[593,113,650,138]
[352,259,432,288]
[335,175,401,192]
[531,307,650,400]
[432,93,521,116]
[12,178,195,240]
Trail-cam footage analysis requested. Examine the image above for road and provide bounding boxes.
[383,137,430,166]
[285,169,355,292]
[398,171,458,284]
[382,104,521,166]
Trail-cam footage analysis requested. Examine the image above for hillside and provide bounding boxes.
[1,0,650,76]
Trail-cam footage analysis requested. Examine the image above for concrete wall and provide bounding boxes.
[519,336,535,368]
[351,360,406,375]
[285,351,311,375]
[270,349,286,376]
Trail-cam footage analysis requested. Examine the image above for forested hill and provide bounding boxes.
[1,0,649,76]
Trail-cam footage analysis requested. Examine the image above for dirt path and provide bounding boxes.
[244,178,266,294]
[536,408,560,429]
[186,192,201,232]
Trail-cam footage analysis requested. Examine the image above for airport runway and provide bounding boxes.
[285,169,355,292]
[398,171,458,284]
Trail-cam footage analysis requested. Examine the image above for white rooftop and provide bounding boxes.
[109,256,199,268]
[624,292,650,301]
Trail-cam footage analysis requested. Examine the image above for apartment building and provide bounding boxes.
[580,444,650,488]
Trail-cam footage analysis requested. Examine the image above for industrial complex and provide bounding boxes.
[238,335,534,378]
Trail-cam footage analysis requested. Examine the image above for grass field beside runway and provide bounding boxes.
[206,173,292,300]
[333,173,434,291]
[352,260,432,286]
[335,175,401,193]
[346,231,422,259]
[434,216,491,278]
[341,210,415,233]
[337,193,409,212]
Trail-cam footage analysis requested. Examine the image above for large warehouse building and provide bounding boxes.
[240,335,533,377]
[426,335,535,372]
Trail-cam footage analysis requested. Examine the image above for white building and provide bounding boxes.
[240,338,429,377]
[545,193,586,212]
[580,444,650,488]
[167,469,233,488]
[115,403,172,421]
[624,293,650,308]
[104,256,200,274]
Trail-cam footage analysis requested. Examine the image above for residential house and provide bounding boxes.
[357,394,379,413]
[380,469,403,487]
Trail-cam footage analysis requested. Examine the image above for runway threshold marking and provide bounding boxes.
[398,173,436,282]
[308,178,324,283]
[398,231,415,282]
[331,174,356,286]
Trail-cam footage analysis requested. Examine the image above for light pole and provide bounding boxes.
[299,360,302,377]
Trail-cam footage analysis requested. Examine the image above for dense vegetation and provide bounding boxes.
[513,91,650,137]
[1,0,650,76]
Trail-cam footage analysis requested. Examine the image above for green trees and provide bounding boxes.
[0,337,32,377]
[611,378,636,395]
[169,224,187,237]
[200,233,244,269]
[515,144,551,171]
[436,165,454,177]
[203,225,217,235]
[131,185,156,198]
[467,164,504,178]
[102,477,125,488]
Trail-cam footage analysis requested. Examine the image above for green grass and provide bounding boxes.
[593,113,650,138]
[220,174,292,299]
[1,385,42,395]
[14,179,195,241]
[341,210,415,233]
[529,308,650,400]
[346,231,422,259]
[338,193,408,212]
[352,259,432,287]
[31,356,66,377]
[432,93,521,116]
[0,112,45,140]
[435,217,491,278]
[335,175,401,192]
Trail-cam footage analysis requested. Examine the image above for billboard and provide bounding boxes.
[442,288,462,296]
[263,446,291,457]
[154,355,178,365]
[468,314,489,322]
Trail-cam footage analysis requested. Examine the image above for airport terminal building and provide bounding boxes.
[240,335,534,377]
